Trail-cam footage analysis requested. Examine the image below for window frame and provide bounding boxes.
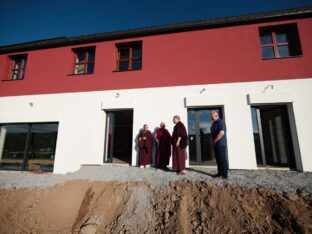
[115,42,142,72]
[72,46,95,75]
[259,23,302,60]
[6,54,28,81]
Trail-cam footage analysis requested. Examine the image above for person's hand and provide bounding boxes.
[143,137,146,140]
[176,142,180,147]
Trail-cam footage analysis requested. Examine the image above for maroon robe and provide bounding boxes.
[138,130,153,166]
[171,121,188,171]
[155,128,171,168]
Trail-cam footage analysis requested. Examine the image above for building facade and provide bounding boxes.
[0,7,311,173]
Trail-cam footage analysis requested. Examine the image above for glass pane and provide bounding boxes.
[76,52,85,63]
[88,51,95,62]
[26,124,58,172]
[13,60,22,70]
[0,124,28,170]
[11,70,19,80]
[278,45,290,58]
[118,60,129,71]
[131,59,142,70]
[119,48,129,60]
[276,31,288,43]
[87,63,94,73]
[187,110,197,163]
[132,46,142,57]
[261,46,275,59]
[260,32,272,45]
[251,108,263,165]
[75,63,85,74]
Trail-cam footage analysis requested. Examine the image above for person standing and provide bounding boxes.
[171,115,188,175]
[210,111,228,179]
[155,122,171,169]
[138,124,153,168]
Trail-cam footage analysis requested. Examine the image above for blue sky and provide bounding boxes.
[0,0,311,46]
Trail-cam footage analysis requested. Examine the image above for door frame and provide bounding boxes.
[187,106,225,166]
[103,109,134,165]
[251,104,302,171]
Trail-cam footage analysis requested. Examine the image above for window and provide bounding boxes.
[8,54,27,80]
[72,46,95,74]
[0,123,59,172]
[116,42,142,71]
[259,24,302,59]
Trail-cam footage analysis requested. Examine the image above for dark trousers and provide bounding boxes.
[213,144,228,178]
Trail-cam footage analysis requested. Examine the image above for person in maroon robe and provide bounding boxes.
[138,124,153,168]
[155,122,172,169]
[171,115,188,175]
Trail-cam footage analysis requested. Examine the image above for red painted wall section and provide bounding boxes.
[0,18,311,97]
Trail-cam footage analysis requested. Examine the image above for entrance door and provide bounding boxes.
[187,108,223,165]
[0,123,59,172]
[104,110,133,164]
[251,105,296,168]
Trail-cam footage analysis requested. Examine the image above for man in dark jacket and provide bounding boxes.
[210,111,228,179]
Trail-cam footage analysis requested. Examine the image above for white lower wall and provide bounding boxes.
[0,78,311,173]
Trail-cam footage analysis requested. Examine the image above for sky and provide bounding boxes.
[0,0,311,46]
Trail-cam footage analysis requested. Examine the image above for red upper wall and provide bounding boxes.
[0,18,311,97]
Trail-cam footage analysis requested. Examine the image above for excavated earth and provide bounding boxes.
[0,179,312,234]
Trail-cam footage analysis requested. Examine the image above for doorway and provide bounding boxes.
[104,110,133,164]
[0,123,59,172]
[187,107,223,165]
[251,105,296,169]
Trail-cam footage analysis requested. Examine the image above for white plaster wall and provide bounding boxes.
[0,78,311,173]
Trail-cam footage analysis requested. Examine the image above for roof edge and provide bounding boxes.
[0,6,311,54]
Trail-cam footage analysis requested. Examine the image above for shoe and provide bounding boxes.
[145,164,150,168]
[139,165,144,169]
[212,174,221,178]
[178,171,186,175]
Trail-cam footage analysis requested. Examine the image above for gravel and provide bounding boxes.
[0,165,311,193]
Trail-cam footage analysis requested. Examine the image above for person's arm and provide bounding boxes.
[176,137,181,147]
[213,130,224,144]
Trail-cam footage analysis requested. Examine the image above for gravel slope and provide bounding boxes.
[0,165,311,193]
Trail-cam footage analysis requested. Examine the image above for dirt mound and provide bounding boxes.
[0,180,311,233]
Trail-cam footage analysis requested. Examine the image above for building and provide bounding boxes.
[0,7,311,173]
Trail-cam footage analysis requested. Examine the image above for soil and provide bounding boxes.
[0,180,311,234]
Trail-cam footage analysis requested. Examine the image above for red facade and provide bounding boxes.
[0,17,311,97]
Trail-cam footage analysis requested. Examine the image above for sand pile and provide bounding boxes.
[0,180,311,233]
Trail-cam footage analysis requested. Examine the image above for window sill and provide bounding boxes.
[113,69,142,73]
[262,55,303,60]
[2,79,24,82]
[67,72,94,76]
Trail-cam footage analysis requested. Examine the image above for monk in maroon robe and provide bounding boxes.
[138,124,153,168]
[155,122,171,169]
[171,115,188,175]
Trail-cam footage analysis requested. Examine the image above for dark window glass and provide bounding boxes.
[87,63,94,73]
[119,61,129,71]
[278,45,290,57]
[132,59,142,70]
[119,48,130,60]
[132,46,142,58]
[262,47,275,59]
[260,33,272,45]
[276,31,288,43]
[88,51,95,62]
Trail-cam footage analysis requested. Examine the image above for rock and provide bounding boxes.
[287,193,299,201]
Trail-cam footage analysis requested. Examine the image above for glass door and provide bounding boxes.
[187,108,223,165]
[104,112,115,163]
[251,105,296,168]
